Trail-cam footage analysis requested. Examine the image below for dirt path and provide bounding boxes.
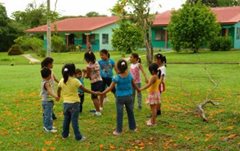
[22,54,40,64]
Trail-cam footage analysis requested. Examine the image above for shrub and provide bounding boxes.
[8,44,23,55]
[51,35,65,52]
[14,36,43,52]
[209,36,232,51]
[37,49,46,57]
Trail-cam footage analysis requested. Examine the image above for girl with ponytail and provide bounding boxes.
[58,63,98,141]
[140,63,162,126]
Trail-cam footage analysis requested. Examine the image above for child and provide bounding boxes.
[101,59,139,135]
[140,63,162,126]
[98,49,117,109]
[84,51,103,116]
[41,57,59,120]
[154,53,167,115]
[75,68,85,113]
[130,53,148,110]
[57,63,98,141]
[40,67,59,133]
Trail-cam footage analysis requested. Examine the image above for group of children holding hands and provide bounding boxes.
[40,49,167,141]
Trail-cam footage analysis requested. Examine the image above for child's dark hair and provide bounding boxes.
[41,57,54,68]
[75,68,82,74]
[41,67,52,78]
[84,51,96,63]
[131,53,141,63]
[155,53,167,66]
[148,63,161,78]
[117,59,128,74]
[62,63,76,84]
[100,49,110,58]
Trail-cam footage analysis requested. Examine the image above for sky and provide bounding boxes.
[0,0,186,18]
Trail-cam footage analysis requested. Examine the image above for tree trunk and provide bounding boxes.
[145,28,153,65]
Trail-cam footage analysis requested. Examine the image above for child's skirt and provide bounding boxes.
[146,92,160,105]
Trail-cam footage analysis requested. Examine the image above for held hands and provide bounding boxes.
[136,87,141,93]
[55,96,60,102]
[92,91,106,96]
[145,78,149,84]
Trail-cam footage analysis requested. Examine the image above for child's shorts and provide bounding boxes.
[91,81,103,99]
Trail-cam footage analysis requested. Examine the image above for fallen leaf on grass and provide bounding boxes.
[220,126,234,131]
[109,144,116,150]
[45,140,53,145]
[205,134,214,142]
[99,144,104,150]
[221,134,238,141]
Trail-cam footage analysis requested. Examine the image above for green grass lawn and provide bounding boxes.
[0,50,240,150]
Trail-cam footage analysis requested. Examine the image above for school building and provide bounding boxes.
[152,6,240,49]
[26,6,240,51]
[26,16,119,51]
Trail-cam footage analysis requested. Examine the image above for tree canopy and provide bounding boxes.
[186,0,240,6]
[112,21,143,54]
[168,1,221,53]
[112,0,155,64]
[0,4,23,51]
[11,2,59,29]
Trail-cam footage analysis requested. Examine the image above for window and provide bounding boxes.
[102,34,109,44]
[155,30,165,41]
[82,34,95,44]
[237,28,240,40]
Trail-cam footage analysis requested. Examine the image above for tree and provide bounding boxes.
[0,3,22,51]
[217,0,240,6]
[112,21,143,54]
[186,0,240,6]
[168,1,221,53]
[12,2,59,28]
[85,11,106,17]
[186,0,218,6]
[112,0,155,64]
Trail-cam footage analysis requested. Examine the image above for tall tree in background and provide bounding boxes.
[12,2,59,29]
[86,11,106,17]
[112,0,155,64]
[186,0,240,6]
[0,3,22,51]
[168,1,221,53]
[217,0,240,6]
[187,0,218,6]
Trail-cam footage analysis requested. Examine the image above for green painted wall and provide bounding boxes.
[151,27,171,49]
[234,22,240,49]
[93,23,119,50]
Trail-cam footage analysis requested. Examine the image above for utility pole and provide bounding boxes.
[46,0,51,57]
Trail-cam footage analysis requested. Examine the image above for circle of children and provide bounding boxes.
[40,49,167,141]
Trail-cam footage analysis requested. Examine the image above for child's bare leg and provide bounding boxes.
[150,104,157,124]
[99,95,105,108]
[92,98,100,112]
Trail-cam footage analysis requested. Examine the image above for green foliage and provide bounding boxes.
[186,0,240,6]
[209,36,232,51]
[112,22,143,53]
[11,3,59,29]
[168,2,221,53]
[186,0,219,6]
[0,4,22,52]
[8,44,23,55]
[112,0,154,63]
[85,11,106,17]
[217,0,240,6]
[14,36,43,52]
[51,35,65,52]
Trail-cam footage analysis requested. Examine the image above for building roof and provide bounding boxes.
[153,6,240,26]
[26,16,118,33]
